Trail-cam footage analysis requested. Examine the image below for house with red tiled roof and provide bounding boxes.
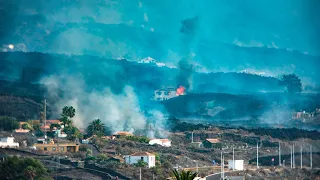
[112,131,133,139]
[149,139,171,147]
[202,138,222,149]
[125,152,155,168]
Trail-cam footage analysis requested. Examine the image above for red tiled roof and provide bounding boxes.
[15,129,30,133]
[130,152,155,156]
[205,139,220,143]
[46,120,61,124]
[113,131,133,136]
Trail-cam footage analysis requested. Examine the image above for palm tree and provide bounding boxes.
[60,116,69,127]
[24,166,36,180]
[60,106,75,126]
[87,119,106,137]
[62,106,76,118]
[170,169,198,180]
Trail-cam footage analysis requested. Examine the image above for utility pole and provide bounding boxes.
[222,154,225,180]
[44,99,47,140]
[256,142,259,169]
[293,144,295,168]
[233,147,235,171]
[140,168,142,180]
[196,160,198,176]
[191,132,194,143]
[279,142,281,166]
[300,145,302,169]
[290,145,292,169]
[310,145,312,169]
[220,151,223,180]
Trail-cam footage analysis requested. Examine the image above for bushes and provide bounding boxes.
[125,135,150,143]
[97,154,109,161]
[79,144,89,152]
[0,156,47,180]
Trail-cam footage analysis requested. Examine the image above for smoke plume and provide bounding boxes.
[176,16,199,90]
[41,74,166,135]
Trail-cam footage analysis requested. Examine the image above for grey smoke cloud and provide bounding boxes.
[176,16,199,90]
[40,73,167,135]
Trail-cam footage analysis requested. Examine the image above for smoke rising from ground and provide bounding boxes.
[40,74,166,135]
[176,16,199,90]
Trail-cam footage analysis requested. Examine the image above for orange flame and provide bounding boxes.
[176,86,186,96]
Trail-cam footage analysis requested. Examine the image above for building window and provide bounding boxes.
[52,147,56,151]
[141,157,144,161]
[60,147,64,151]
[44,147,47,151]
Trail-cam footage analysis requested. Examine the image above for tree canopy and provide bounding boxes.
[0,116,19,131]
[87,119,107,137]
[0,156,47,180]
[279,74,302,93]
[170,169,198,180]
[60,106,75,126]
[61,106,76,119]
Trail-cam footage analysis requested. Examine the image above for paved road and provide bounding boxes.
[205,172,231,180]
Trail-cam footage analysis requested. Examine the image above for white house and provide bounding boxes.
[0,137,19,148]
[228,160,244,170]
[149,139,171,147]
[154,88,177,101]
[139,57,156,64]
[125,152,156,168]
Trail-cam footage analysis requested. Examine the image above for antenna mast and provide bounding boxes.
[44,99,47,140]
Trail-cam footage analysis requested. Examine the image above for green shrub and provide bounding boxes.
[125,135,150,143]
[134,159,148,167]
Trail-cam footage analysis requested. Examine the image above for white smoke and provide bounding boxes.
[40,74,152,133]
[40,71,170,137]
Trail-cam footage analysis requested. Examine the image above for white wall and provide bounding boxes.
[149,139,172,147]
[228,160,244,170]
[0,137,19,148]
[154,90,176,101]
[125,155,156,168]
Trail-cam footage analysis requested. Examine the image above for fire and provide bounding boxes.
[176,86,186,96]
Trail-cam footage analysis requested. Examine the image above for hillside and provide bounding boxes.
[163,93,320,129]
[0,95,43,121]
[0,51,283,95]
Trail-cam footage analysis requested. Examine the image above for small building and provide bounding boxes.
[125,152,156,168]
[0,137,19,148]
[154,88,177,101]
[112,131,133,139]
[54,130,67,138]
[202,139,222,149]
[149,139,172,147]
[228,160,244,170]
[34,142,80,153]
